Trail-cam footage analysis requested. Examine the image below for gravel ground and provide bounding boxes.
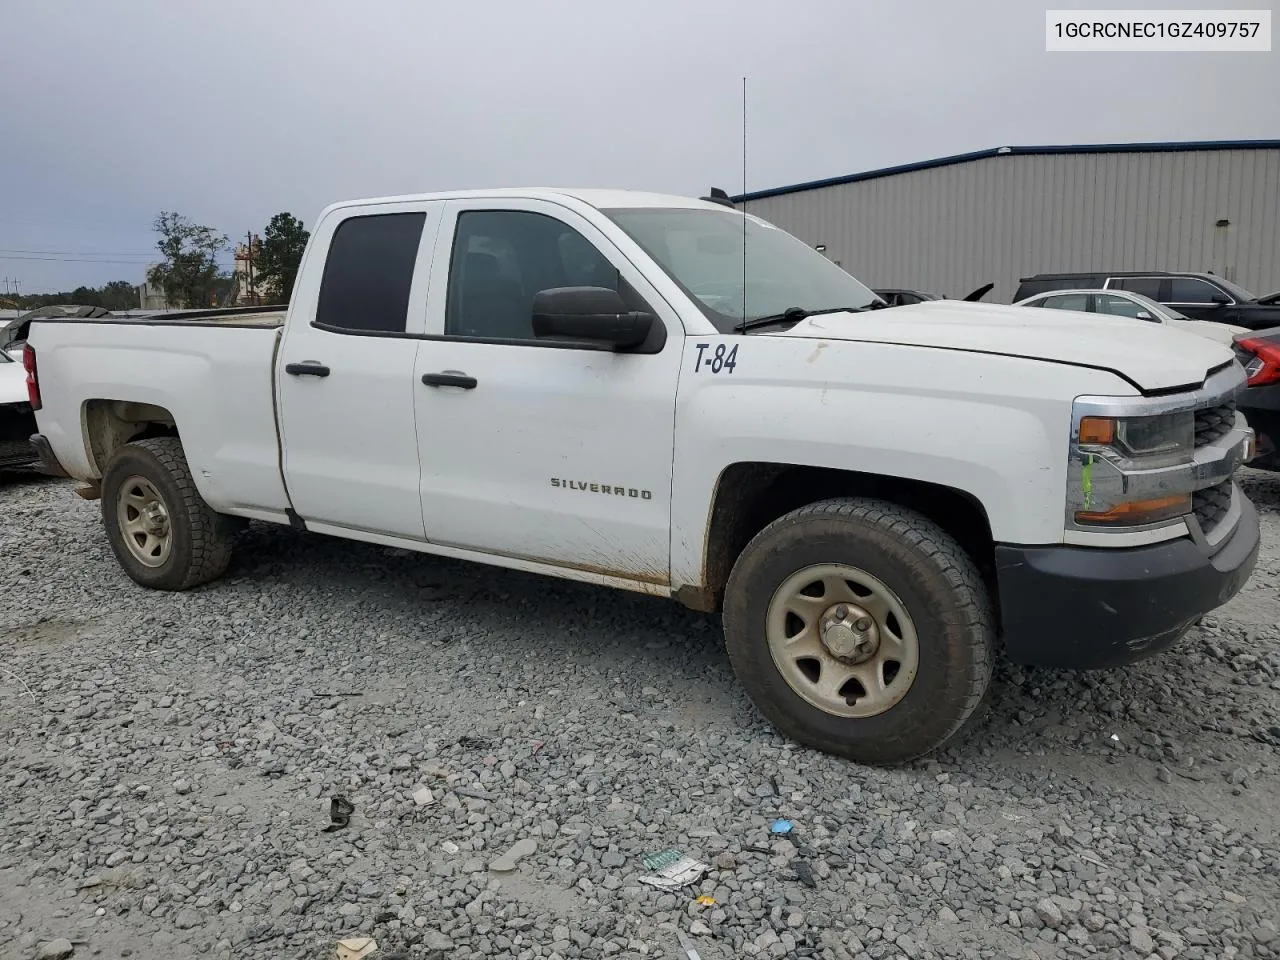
[1,469,1278,960]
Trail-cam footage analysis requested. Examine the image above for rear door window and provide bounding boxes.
[315,213,426,334]
[1109,277,1164,300]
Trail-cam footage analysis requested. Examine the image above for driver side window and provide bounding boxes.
[445,210,623,341]
[1095,295,1148,319]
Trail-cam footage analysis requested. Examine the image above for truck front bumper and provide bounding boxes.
[995,495,1259,669]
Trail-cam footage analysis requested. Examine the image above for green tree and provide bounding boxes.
[255,212,310,303]
[70,285,103,308]
[146,211,229,308]
[101,280,140,310]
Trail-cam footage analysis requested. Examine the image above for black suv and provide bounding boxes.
[1014,271,1280,329]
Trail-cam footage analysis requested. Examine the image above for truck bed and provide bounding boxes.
[28,312,291,516]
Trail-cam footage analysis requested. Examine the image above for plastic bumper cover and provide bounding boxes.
[995,494,1259,669]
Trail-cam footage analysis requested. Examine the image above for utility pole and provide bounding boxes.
[246,231,256,305]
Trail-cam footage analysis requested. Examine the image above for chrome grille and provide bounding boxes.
[1194,402,1236,448]
[1193,480,1232,533]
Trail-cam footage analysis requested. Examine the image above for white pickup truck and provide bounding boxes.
[26,188,1260,764]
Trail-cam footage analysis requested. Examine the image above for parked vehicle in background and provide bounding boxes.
[874,288,943,306]
[1,305,114,360]
[874,284,993,307]
[25,187,1260,765]
[1232,326,1280,471]
[1016,288,1249,345]
[0,348,39,470]
[1015,271,1280,329]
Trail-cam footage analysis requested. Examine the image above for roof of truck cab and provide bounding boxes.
[319,188,727,214]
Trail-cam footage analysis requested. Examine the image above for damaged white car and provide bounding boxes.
[0,347,38,470]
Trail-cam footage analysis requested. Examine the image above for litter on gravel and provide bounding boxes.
[637,854,709,890]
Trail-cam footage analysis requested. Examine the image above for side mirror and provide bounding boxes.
[1211,294,1230,306]
[532,287,655,350]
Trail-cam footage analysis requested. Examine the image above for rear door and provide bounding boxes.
[276,202,443,539]
[411,198,683,583]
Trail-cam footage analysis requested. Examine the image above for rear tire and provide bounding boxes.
[723,497,994,765]
[101,437,235,590]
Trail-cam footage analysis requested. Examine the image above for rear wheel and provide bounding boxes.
[723,497,994,765]
[101,437,235,590]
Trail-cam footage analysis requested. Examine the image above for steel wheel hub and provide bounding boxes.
[765,563,920,719]
[117,476,173,568]
[819,603,879,662]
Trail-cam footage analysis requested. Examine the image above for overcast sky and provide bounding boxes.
[2,0,1276,293]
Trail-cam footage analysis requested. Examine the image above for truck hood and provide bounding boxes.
[776,300,1235,392]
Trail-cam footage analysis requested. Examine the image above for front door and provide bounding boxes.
[1165,276,1237,324]
[412,199,683,584]
[277,202,442,539]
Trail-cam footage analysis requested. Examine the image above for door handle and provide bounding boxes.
[285,362,331,378]
[422,372,477,389]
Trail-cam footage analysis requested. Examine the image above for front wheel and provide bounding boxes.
[723,498,994,765]
[101,437,235,590]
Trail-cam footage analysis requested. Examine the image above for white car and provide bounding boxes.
[0,347,39,470]
[25,187,1259,765]
[1016,288,1249,344]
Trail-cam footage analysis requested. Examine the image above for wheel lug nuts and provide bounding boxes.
[855,617,873,631]
[834,605,848,618]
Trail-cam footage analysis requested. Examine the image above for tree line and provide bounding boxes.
[8,211,310,312]
[9,280,141,311]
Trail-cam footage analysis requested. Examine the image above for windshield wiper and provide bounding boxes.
[735,304,880,333]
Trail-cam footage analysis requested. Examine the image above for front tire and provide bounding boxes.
[101,437,235,590]
[723,497,994,765]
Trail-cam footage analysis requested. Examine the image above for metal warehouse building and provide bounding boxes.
[734,140,1280,305]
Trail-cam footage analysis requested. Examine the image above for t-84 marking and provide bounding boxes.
[694,342,739,374]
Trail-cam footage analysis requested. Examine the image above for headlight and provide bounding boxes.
[1078,411,1194,466]
[1073,411,1195,526]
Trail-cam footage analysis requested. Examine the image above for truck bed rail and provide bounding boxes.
[32,305,287,329]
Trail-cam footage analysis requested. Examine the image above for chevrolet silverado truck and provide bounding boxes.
[25,189,1260,765]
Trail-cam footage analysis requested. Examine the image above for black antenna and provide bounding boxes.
[742,75,747,324]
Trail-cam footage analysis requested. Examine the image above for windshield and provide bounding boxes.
[603,207,879,332]
[1126,291,1190,320]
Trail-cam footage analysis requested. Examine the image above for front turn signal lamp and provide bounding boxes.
[1078,416,1115,445]
[1075,494,1192,526]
